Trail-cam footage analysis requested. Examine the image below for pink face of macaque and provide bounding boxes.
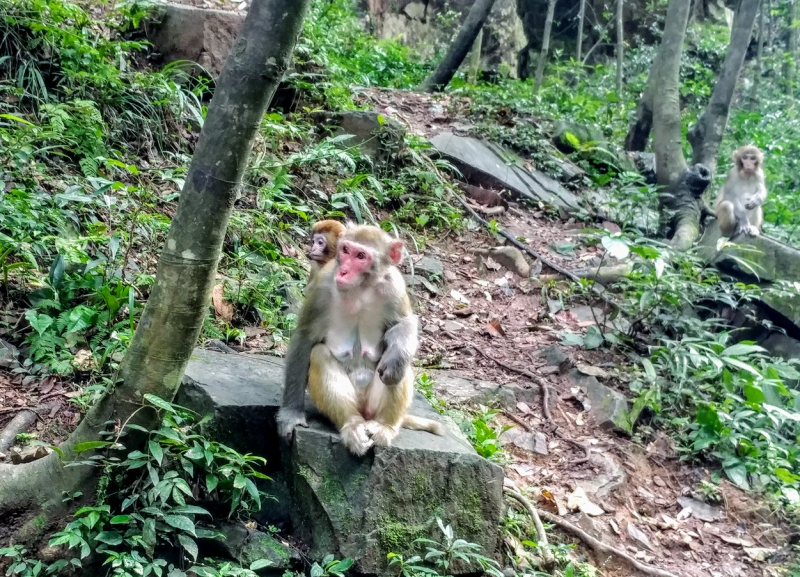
[308,233,327,261]
[335,239,404,289]
[740,154,759,174]
[336,241,374,289]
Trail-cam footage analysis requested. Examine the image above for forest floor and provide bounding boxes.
[0,86,794,577]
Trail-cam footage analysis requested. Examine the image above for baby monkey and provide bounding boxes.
[278,224,443,456]
[715,145,767,239]
[307,220,345,287]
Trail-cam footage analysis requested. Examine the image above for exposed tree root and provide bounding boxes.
[0,410,38,453]
[504,489,680,577]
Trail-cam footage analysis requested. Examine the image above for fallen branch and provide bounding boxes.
[505,489,680,577]
[472,347,554,423]
[452,193,619,309]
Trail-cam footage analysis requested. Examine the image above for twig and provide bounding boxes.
[472,346,555,423]
[502,410,532,432]
[452,193,619,309]
[37,390,72,403]
[504,488,549,548]
[505,489,680,577]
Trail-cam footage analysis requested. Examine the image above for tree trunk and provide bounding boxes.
[789,0,798,96]
[750,4,765,109]
[616,0,624,94]
[534,0,557,93]
[652,0,698,250]
[767,0,774,51]
[468,28,484,83]
[688,0,760,176]
[420,0,498,92]
[0,0,310,540]
[577,0,586,62]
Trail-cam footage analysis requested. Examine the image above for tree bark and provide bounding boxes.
[577,0,586,62]
[653,0,692,187]
[652,0,699,250]
[534,0,558,93]
[420,0,498,92]
[789,0,798,96]
[616,0,624,94]
[468,28,484,83]
[688,0,760,176]
[750,3,765,109]
[0,0,311,540]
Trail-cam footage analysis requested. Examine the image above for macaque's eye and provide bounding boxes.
[357,252,366,260]
[342,245,349,254]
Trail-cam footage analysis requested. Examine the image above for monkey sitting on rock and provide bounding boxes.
[278,223,443,456]
[715,145,768,239]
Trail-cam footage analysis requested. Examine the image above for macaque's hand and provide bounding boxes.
[377,353,406,386]
[276,408,308,442]
[744,196,759,210]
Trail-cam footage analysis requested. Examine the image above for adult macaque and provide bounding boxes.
[715,145,767,238]
[277,224,443,456]
[307,220,345,286]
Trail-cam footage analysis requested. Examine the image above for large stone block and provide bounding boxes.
[429,132,583,215]
[178,348,504,575]
[149,3,245,76]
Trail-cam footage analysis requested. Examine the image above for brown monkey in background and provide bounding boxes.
[277,224,443,456]
[715,145,767,238]
[307,220,345,286]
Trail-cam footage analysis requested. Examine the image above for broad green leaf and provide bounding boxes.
[109,515,132,525]
[641,358,656,382]
[144,394,177,414]
[601,236,630,260]
[148,441,164,466]
[178,534,198,561]
[164,515,196,537]
[206,474,219,492]
[72,441,114,453]
[250,560,273,570]
[584,326,604,350]
[724,462,750,490]
[94,531,123,546]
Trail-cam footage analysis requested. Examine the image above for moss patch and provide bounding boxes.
[377,516,427,556]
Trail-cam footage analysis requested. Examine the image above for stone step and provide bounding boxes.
[178,348,504,575]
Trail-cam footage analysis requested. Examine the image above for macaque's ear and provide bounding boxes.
[732,149,740,164]
[388,240,404,265]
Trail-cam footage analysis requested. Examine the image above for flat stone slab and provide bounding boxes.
[699,221,800,329]
[179,348,504,575]
[429,132,582,214]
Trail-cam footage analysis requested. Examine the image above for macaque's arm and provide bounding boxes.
[377,290,419,387]
[745,175,768,209]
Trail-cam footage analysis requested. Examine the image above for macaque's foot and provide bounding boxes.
[364,421,399,447]
[341,421,374,456]
[276,408,307,442]
[744,224,760,237]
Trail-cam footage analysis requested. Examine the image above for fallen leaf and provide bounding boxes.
[719,535,755,547]
[517,401,531,414]
[566,487,604,517]
[744,547,776,562]
[212,284,234,323]
[485,319,505,338]
[450,289,470,304]
[575,363,610,378]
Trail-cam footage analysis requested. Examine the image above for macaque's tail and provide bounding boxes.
[402,414,445,436]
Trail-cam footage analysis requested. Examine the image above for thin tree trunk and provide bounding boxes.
[767,0,774,51]
[616,0,624,94]
[688,0,760,176]
[624,56,659,151]
[789,0,798,96]
[534,0,558,93]
[654,0,706,250]
[654,0,691,187]
[577,0,586,62]
[420,0,498,92]
[750,4,765,109]
[0,0,311,538]
[469,28,484,83]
